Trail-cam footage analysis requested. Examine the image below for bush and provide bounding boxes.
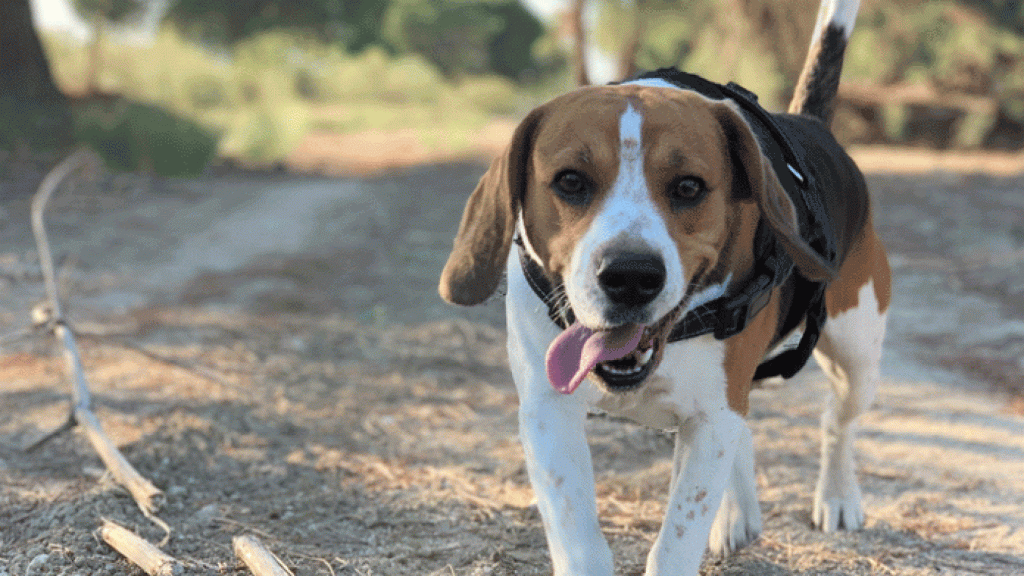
[40,25,530,167]
[74,99,218,176]
[454,76,521,116]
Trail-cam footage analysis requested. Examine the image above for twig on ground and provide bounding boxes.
[98,519,183,576]
[28,149,166,527]
[233,535,294,576]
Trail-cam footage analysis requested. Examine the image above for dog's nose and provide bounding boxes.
[597,252,666,307]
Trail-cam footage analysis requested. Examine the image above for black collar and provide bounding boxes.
[517,68,837,380]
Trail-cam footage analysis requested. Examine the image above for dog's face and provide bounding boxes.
[440,84,827,393]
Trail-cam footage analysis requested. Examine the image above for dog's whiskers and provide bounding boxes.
[544,284,574,325]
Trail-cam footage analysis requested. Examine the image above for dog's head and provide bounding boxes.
[440,83,830,394]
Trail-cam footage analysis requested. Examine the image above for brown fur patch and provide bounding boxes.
[522,88,628,277]
[724,290,784,415]
[824,213,892,316]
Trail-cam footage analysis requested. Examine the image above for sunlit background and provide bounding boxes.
[11,0,1024,176]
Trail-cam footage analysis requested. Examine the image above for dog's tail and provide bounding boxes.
[787,0,860,126]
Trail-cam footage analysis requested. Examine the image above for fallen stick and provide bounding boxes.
[98,519,183,576]
[233,535,294,576]
[28,150,166,525]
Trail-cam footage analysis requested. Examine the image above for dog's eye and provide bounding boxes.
[552,170,592,205]
[668,176,708,209]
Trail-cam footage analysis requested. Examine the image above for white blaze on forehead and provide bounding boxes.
[617,102,645,200]
[566,100,685,328]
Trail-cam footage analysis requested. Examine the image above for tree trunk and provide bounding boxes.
[569,0,589,86]
[0,0,74,148]
[87,11,106,95]
[616,5,643,82]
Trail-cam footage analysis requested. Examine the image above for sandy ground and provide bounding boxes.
[0,148,1023,575]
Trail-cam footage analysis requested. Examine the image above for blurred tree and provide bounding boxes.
[594,0,817,95]
[164,0,387,51]
[568,0,589,85]
[842,0,1024,148]
[382,0,543,79]
[0,0,73,149]
[71,0,148,94]
[164,0,543,80]
[590,0,1024,149]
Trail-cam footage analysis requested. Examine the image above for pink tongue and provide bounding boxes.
[545,322,645,394]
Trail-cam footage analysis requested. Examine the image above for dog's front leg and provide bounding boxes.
[517,391,613,576]
[645,409,745,576]
[508,337,614,575]
[506,260,614,576]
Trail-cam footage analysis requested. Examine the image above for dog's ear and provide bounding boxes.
[439,108,545,305]
[713,102,834,282]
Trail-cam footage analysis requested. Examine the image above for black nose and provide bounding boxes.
[597,252,666,307]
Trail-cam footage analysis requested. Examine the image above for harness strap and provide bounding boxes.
[666,220,791,343]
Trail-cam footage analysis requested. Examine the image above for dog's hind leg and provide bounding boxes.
[812,233,890,531]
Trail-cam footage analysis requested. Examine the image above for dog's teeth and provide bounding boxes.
[601,362,643,376]
[637,348,654,365]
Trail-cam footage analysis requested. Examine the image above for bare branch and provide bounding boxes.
[30,149,97,321]
[233,535,294,576]
[30,149,166,523]
[98,519,183,576]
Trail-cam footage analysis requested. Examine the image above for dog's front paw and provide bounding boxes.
[708,488,762,558]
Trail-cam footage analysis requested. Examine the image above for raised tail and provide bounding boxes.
[788,0,860,126]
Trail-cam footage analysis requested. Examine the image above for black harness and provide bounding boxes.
[517,68,838,381]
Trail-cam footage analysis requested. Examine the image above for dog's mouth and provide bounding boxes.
[545,309,681,395]
[593,332,658,391]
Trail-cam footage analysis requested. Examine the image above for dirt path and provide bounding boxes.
[0,159,1022,575]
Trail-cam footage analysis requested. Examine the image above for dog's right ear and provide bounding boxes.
[439,108,545,306]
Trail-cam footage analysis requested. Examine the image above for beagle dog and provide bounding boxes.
[440,1,890,574]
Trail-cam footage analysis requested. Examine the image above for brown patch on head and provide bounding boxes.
[520,88,630,279]
[442,82,838,314]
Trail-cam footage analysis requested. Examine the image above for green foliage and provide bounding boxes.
[592,0,788,107]
[164,0,388,50]
[586,0,1024,147]
[848,0,1024,127]
[40,25,532,167]
[455,75,520,115]
[74,100,218,175]
[961,0,1024,34]
[164,0,544,80]
[0,94,74,150]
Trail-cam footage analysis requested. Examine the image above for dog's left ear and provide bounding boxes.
[439,107,545,305]
[713,102,834,282]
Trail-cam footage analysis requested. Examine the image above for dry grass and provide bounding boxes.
[2,310,1022,575]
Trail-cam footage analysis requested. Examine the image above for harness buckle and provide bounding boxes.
[713,304,747,339]
[713,286,772,340]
